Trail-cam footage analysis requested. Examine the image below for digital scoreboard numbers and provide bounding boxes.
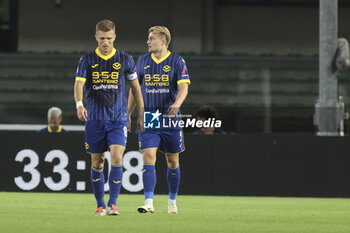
[13,149,144,193]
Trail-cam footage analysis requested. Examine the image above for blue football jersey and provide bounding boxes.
[75,48,137,122]
[136,51,190,112]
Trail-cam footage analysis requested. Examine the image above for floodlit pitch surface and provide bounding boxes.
[1,192,349,233]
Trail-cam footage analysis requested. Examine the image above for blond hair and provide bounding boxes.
[148,26,171,47]
[96,19,115,33]
[48,107,62,118]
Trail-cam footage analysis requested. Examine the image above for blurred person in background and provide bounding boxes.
[38,106,67,133]
[192,106,227,135]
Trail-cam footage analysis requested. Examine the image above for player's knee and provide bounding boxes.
[109,148,124,165]
[92,160,105,168]
[143,151,156,164]
[110,155,123,165]
[91,154,105,168]
[166,153,179,168]
[167,160,179,169]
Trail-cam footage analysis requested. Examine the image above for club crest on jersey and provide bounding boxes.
[113,62,121,70]
[163,65,171,72]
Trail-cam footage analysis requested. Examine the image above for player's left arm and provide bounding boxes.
[168,82,189,116]
[168,57,190,116]
[126,55,144,132]
[127,89,136,132]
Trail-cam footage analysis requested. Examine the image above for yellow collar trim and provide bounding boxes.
[151,50,171,64]
[95,48,116,60]
[48,125,62,133]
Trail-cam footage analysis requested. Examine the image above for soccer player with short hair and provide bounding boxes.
[38,106,67,133]
[74,19,144,216]
[128,26,190,214]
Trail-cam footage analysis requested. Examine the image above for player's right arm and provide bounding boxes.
[74,80,87,122]
[129,79,144,133]
[74,55,88,122]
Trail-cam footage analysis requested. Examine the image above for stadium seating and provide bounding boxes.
[1,54,349,132]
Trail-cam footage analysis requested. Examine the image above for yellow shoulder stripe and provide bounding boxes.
[177,79,191,85]
[75,77,86,82]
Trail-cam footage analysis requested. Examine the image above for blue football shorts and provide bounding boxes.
[85,120,127,153]
[139,129,185,154]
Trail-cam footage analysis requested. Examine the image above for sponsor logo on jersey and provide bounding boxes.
[145,88,169,94]
[93,84,118,90]
[92,71,119,84]
[144,74,169,86]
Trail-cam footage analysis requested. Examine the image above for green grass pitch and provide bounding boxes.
[1,192,350,233]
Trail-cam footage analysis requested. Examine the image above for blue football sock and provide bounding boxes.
[143,164,156,200]
[91,166,106,208]
[167,166,180,200]
[107,164,123,206]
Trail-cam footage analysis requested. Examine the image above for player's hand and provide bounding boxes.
[77,106,87,122]
[167,104,179,117]
[137,114,144,133]
[127,115,132,132]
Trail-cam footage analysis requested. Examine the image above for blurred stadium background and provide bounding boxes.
[1,1,350,232]
[1,0,350,133]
